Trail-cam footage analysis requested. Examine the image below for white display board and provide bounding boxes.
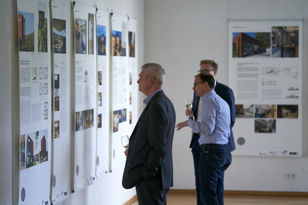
[18,0,52,204]
[96,9,110,177]
[111,14,129,171]
[127,18,138,134]
[51,0,71,203]
[73,2,97,191]
[228,21,302,157]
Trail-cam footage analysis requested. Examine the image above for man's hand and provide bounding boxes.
[176,120,188,131]
[185,109,193,117]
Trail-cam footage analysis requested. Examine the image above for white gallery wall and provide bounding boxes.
[144,0,308,191]
[0,0,144,205]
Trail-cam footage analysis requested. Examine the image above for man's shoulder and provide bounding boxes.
[151,90,166,101]
[216,81,233,92]
[151,90,174,107]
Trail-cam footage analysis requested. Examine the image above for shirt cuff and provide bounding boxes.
[187,119,194,128]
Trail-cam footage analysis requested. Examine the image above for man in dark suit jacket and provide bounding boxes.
[190,60,236,205]
[122,63,176,205]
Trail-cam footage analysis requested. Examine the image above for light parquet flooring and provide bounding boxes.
[130,190,308,205]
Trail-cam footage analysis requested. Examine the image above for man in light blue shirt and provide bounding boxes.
[176,73,230,205]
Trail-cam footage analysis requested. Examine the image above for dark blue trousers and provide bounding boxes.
[192,140,231,205]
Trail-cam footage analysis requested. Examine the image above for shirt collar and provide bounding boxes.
[201,89,215,101]
[143,89,162,104]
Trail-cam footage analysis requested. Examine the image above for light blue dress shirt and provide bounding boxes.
[187,89,230,145]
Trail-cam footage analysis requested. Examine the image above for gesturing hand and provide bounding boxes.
[176,120,188,131]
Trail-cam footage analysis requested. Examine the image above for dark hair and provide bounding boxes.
[195,73,215,88]
[200,59,218,71]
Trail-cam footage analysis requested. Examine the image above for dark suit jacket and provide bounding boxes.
[190,81,236,151]
[122,90,176,189]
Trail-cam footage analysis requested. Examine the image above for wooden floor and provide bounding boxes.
[129,190,308,205]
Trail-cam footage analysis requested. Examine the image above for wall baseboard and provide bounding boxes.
[123,189,308,204]
[123,195,137,205]
[169,189,308,197]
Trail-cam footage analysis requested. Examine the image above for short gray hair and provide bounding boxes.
[141,63,165,85]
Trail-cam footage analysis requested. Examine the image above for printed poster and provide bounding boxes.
[18,0,52,204]
[51,0,71,203]
[73,2,97,191]
[229,21,302,157]
[96,9,110,176]
[111,13,129,171]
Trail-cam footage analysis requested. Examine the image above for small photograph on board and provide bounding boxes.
[75,18,87,54]
[128,31,135,57]
[277,104,298,118]
[54,74,60,111]
[121,22,127,56]
[54,120,60,139]
[18,11,35,52]
[53,18,66,53]
[26,134,34,168]
[75,111,81,131]
[129,72,132,85]
[98,92,102,107]
[255,104,276,118]
[54,91,59,111]
[272,26,299,57]
[81,109,94,129]
[112,30,121,56]
[255,119,276,133]
[98,71,102,85]
[33,132,40,166]
[129,92,132,105]
[113,111,119,132]
[20,134,26,170]
[54,74,60,89]
[38,6,48,52]
[129,111,132,124]
[119,108,127,123]
[235,104,253,118]
[97,114,102,128]
[97,25,106,55]
[39,129,48,163]
[232,32,271,58]
[88,13,94,54]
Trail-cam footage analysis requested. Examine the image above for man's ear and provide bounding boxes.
[149,76,155,84]
[213,70,218,76]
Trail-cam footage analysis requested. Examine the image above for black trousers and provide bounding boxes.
[136,170,169,205]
